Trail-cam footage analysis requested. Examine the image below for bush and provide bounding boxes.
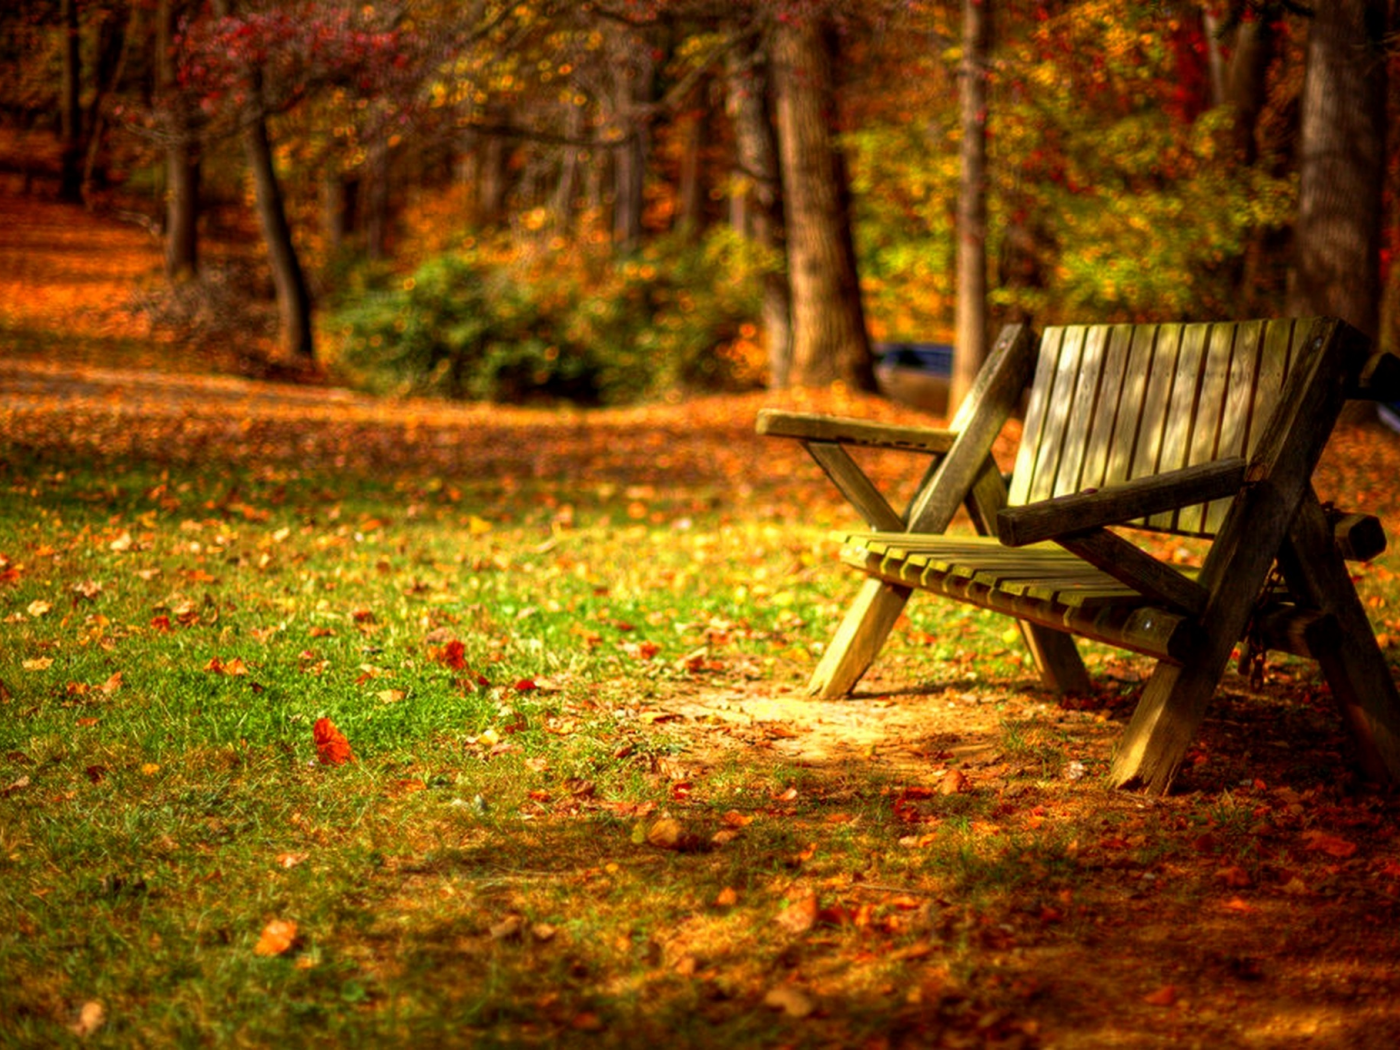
[327,228,770,404]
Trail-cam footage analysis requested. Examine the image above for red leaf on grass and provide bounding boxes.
[1302,832,1358,859]
[313,718,355,765]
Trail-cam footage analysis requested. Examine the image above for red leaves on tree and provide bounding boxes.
[313,717,355,765]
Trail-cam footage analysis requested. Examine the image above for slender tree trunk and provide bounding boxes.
[1290,0,1387,343]
[158,0,199,277]
[365,135,393,260]
[612,43,655,251]
[477,104,512,227]
[727,41,791,388]
[552,100,584,227]
[1225,8,1275,165]
[772,17,873,390]
[59,0,84,203]
[676,106,704,237]
[951,0,991,414]
[243,95,315,359]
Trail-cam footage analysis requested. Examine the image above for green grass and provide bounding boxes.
[7,415,1400,1046]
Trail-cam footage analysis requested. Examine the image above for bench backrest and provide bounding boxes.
[1007,319,1314,537]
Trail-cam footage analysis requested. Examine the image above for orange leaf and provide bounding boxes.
[775,894,818,935]
[1302,832,1358,859]
[433,639,468,669]
[313,718,355,765]
[1142,984,1178,1007]
[253,918,300,957]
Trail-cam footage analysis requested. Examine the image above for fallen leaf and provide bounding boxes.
[938,769,971,794]
[26,599,51,617]
[276,853,308,869]
[22,658,53,672]
[313,718,355,765]
[254,919,299,957]
[646,817,698,851]
[1142,984,1178,1007]
[714,886,739,907]
[775,894,819,935]
[763,984,815,1018]
[490,915,524,941]
[376,689,406,703]
[69,1000,105,1037]
[1302,831,1358,859]
[531,922,557,942]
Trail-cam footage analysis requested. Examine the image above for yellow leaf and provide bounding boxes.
[22,658,53,671]
[468,515,493,535]
[26,600,51,617]
[377,689,406,703]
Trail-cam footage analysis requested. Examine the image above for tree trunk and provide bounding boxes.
[612,43,655,252]
[772,17,873,390]
[59,0,84,203]
[158,0,199,278]
[1225,7,1275,165]
[727,42,791,388]
[365,135,393,260]
[951,0,991,414]
[243,96,315,359]
[1290,0,1387,343]
[676,106,704,237]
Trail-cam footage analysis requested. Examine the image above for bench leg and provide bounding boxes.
[1109,652,1233,793]
[808,578,911,698]
[1279,493,1400,784]
[1019,623,1093,695]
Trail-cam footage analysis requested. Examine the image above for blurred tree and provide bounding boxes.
[772,13,873,389]
[1289,0,1388,342]
[951,0,990,414]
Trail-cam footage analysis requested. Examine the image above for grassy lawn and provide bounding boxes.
[8,193,1400,1047]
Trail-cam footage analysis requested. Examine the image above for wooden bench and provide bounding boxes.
[758,318,1400,793]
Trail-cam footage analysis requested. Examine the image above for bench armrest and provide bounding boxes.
[756,410,956,454]
[997,458,1248,547]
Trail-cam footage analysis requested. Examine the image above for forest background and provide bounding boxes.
[3,0,1398,407]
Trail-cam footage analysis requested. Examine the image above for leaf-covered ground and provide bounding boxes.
[6,188,1400,1047]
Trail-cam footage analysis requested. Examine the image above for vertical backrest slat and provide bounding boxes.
[1025,325,1088,503]
[1175,324,1240,534]
[1011,318,1314,539]
[1201,320,1266,533]
[1078,324,1135,492]
[1052,325,1112,496]
[1101,325,1159,488]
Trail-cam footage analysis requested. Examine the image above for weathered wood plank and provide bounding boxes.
[1053,325,1111,497]
[1079,325,1135,492]
[996,459,1246,547]
[1152,323,1211,530]
[1057,528,1208,615]
[756,411,957,453]
[1130,324,1182,493]
[1277,489,1400,785]
[1103,326,1159,489]
[1026,326,1088,503]
[1177,324,1237,534]
[1202,320,1265,534]
[1007,327,1065,507]
[805,442,906,532]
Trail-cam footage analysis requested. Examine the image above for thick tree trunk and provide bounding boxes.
[676,103,705,237]
[951,0,991,414]
[772,18,873,390]
[365,136,393,261]
[59,0,84,203]
[1290,0,1387,342]
[727,43,791,388]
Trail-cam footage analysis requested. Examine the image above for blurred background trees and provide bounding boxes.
[1,0,1397,405]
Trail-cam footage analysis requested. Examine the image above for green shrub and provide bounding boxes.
[327,229,770,404]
